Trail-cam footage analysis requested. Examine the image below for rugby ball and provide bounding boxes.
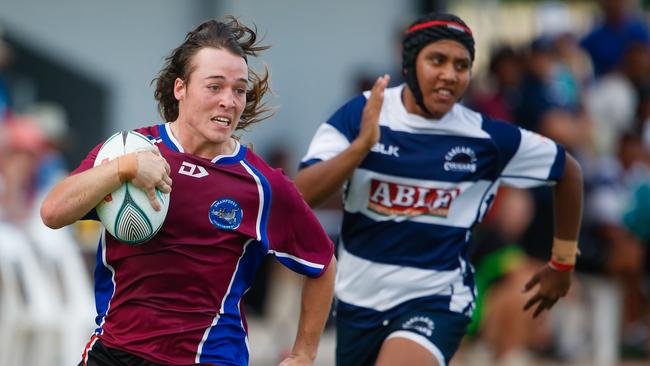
[93,131,170,244]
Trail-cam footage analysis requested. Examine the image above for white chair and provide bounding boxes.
[0,223,24,366]
[553,273,622,366]
[26,190,97,366]
[0,222,60,366]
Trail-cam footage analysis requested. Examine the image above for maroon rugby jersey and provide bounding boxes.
[73,123,334,366]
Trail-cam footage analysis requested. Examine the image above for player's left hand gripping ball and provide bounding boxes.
[94,131,170,244]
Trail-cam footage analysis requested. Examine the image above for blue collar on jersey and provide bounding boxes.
[157,123,247,164]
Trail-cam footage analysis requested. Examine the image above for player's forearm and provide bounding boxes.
[295,140,371,207]
[289,257,336,362]
[553,152,583,240]
[41,160,122,229]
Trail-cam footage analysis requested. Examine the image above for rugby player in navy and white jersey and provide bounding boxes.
[41,18,335,366]
[295,13,583,366]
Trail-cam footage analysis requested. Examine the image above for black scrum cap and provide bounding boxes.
[402,13,475,115]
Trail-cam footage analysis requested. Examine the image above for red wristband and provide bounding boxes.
[548,259,574,272]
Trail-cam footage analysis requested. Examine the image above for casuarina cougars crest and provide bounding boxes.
[444,146,477,173]
[209,198,243,230]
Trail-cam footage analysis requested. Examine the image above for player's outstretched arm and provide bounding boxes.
[279,256,336,366]
[523,152,583,317]
[295,75,389,207]
[41,150,172,229]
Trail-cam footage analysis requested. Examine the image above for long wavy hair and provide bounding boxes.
[153,16,272,130]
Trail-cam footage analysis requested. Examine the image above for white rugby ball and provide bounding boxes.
[93,131,170,245]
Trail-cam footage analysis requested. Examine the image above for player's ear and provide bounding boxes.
[174,78,186,101]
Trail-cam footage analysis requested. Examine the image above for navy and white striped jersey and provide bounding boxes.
[300,84,565,328]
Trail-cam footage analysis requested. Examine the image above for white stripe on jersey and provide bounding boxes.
[502,129,560,188]
[335,245,473,312]
[302,86,490,164]
[345,168,498,229]
[212,141,242,163]
[239,161,265,242]
[450,256,476,313]
[268,250,325,270]
[365,85,489,138]
[98,230,117,334]
[164,123,185,153]
[302,123,350,163]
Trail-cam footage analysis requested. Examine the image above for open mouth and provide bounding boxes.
[434,88,453,98]
[211,116,231,127]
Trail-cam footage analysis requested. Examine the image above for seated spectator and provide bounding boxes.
[469,187,553,365]
[580,0,650,77]
[467,44,523,122]
[0,116,46,223]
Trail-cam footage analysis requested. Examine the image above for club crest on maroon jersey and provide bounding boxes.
[208,198,243,230]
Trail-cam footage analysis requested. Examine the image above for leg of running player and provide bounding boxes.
[375,337,439,366]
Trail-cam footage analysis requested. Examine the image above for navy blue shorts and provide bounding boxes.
[336,309,470,366]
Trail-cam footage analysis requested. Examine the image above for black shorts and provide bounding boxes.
[78,336,160,366]
[336,309,470,366]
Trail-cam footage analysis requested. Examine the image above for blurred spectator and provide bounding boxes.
[623,181,650,245]
[550,33,593,109]
[508,35,601,362]
[27,102,70,191]
[636,84,650,148]
[515,37,591,152]
[0,37,11,122]
[580,0,650,77]
[0,116,46,223]
[469,187,552,366]
[583,133,647,275]
[619,41,650,91]
[516,37,572,133]
[580,132,649,359]
[585,42,650,156]
[467,44,523,122]
[534,1,594,91]
[0,113,95,366]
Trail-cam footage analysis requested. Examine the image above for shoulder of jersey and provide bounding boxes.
[134,124,164,145]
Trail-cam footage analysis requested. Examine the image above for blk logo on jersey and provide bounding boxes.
[371,142,400,157]
[367,179,460,217]
[444,146,477,173]
[209,199,243,230]
[179,161,209,178]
